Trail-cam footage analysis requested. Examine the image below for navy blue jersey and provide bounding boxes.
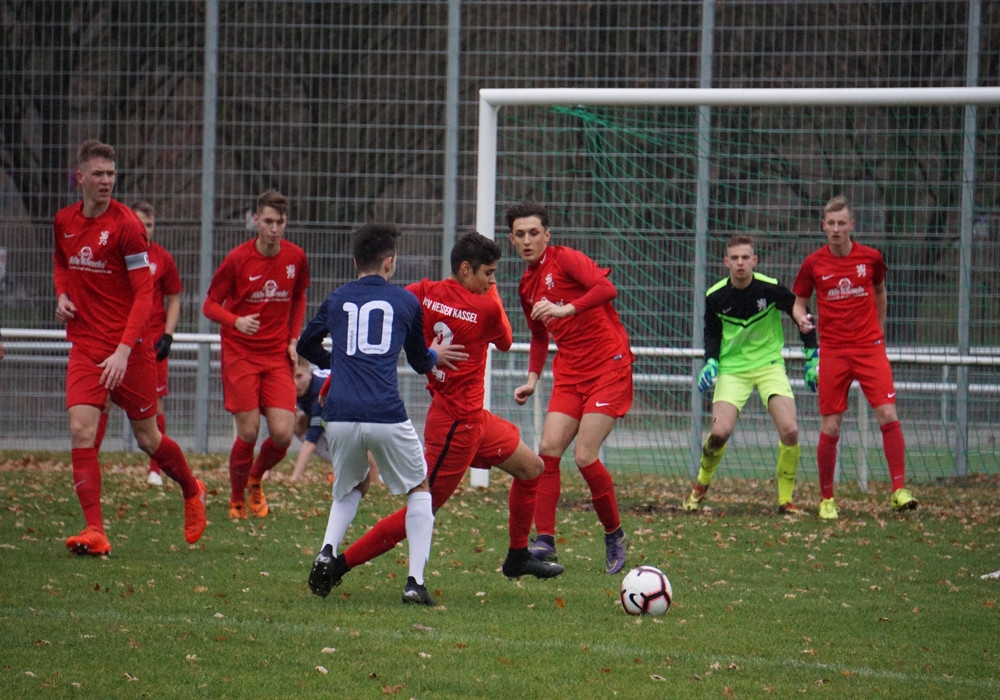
[297,369,329,444]
[298,275,435,424]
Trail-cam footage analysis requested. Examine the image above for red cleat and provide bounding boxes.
[184,479,207,543]
[66,527,111,556]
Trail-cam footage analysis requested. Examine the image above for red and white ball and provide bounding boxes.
[620,565,673,616]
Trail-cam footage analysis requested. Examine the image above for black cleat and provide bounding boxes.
[502,551,565,579]
[402,576,436,605]
[309,552,347,598]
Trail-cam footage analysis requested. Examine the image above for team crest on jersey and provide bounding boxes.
[545,272,554,289]
[856,263,867,278]
[286,264,296,278]
[150,262,158,276]
[99,230,110,246]
[757,298,767,312]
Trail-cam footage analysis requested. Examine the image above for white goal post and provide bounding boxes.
[472,87,1000,489]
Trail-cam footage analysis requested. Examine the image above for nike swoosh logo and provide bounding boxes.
[140,404,153,412]
[822,274,835,280]
[596,401,610,407]
[887,393,896,398]
[64,232,76,238]
[249,274,264,281]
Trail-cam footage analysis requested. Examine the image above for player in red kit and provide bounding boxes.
[308,232,563,598]
[92,201,182,486]
[792,195,918,519]
[203,189,310,520]
[54,139,206,556]
[505,201,631,574]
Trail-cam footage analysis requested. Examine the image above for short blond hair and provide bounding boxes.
[77,139,115,167]
[823,195,853,219]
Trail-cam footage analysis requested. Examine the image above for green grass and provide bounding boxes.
[2,453,999,698]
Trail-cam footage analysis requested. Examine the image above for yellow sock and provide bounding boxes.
[697,438,726,486]
[776,442,800,504]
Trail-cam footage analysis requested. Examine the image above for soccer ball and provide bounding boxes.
[620,565,672,616]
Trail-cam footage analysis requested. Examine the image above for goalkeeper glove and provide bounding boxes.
[697,358,720,395]
[803,347,819,392]
[154,333,173,361]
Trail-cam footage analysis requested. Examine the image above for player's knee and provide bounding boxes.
[134,431,160,455]
[707,433,729,451]
[513,454,544,480]
[270,433,293,449]
[779,425,799,445]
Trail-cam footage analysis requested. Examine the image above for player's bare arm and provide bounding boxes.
[514,371,540,405]
[234,313,261,335]
[792,296,814,334]
[56,293,77,323]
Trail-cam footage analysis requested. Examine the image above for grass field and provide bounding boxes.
[2,452,999,698]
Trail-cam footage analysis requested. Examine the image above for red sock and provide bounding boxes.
[508,475,539,549]
[94,411,109,452]
[152,435,198,499]
[249,437,288,479]
[533,455,561,536]
[880,421,906,491]
[344,508,407,569]
[72,447,104,531]
[580,459,621,533]
[148,413,167,474]
[229,437,256,503]
[817,431,839,500]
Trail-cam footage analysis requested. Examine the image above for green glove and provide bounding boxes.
[698,358,720,395]
[803,347,819,392]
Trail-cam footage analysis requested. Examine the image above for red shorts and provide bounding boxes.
[819,347,897,415]
[422,402,521,509]
[547,361,633,420]
[155,358,170,398]
[220,348,296,414]
[65,341,158,420]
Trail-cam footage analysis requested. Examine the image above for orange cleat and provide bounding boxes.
[229,500,248,519]
[66,527,111,556]
[184,479,207,544]
[247,477,269,517]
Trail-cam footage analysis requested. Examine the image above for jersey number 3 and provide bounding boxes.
[342,301,394,356]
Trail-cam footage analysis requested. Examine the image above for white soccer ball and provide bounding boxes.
[620,565,673,616]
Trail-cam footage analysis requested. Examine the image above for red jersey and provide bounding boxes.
[518,245,633,383]
[204,238,310,357]
[147,241,182,338]
[792,241,886,350]
[406,278,512,421]
[53,199,153,358]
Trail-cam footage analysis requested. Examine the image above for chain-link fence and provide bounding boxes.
[2,1,998,482]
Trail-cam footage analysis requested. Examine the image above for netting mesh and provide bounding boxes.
[489,102,1000,484]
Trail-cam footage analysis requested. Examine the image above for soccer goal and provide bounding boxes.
[476,87,1000,490]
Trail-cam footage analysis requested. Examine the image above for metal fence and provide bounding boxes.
[2,0,999,483]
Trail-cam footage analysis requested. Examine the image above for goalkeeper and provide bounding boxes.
[685,234,818,515]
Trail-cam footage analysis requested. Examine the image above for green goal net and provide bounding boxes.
[481,90,1000,489]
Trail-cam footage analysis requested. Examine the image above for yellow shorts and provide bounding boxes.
[713,362,793,412]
